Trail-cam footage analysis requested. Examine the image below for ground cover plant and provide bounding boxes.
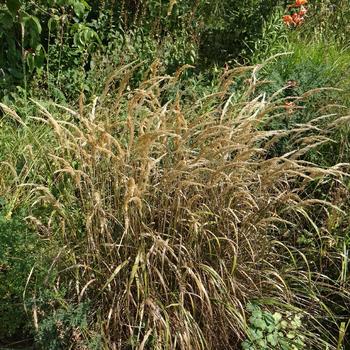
[0,0,350,349]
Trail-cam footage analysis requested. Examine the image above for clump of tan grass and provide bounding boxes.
[1,62,349,349]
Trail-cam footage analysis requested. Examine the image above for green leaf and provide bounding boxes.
[256,329,263,339]
[22,15,42,42]
[280,338,291,350]
[251,309,262,319]
[266,323,275,333]
[34,44,46,69]
[73,1,86,18]
[6,0,21,16]
[267,333,278,346]
[246,303,258,313]
[256,339,267,348]
[241,340,251,350]
[264,312,275,325]
[48,15,60,31]
[83,29,91,43]
[281,320,288,329]
[291,315,302,329]
[8,67,23,79]
[73,32,84,47]
[252,318,266,330]
[273,312,282,324]
[26,53,35,72]
[30,16,42,34]
[0,11,14,29]
[287,331,296,339]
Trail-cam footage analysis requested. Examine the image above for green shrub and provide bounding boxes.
[0,0,97,98]
[36,303,89,350]
[0,210,39,339]
[1,0,287,102]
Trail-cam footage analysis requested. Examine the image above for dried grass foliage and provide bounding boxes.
[1,63,349,349]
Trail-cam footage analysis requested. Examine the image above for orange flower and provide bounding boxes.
[283,15,294,26]
[295,0,307,6]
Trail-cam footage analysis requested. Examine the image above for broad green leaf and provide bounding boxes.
[73,1,86,18]
[287,331,296,339]
[280,320,288,329]
[241,341,251,350]
[252,318,266,330]
[266,323,275,333]
[252,309,262,319]
[273,312,282,323]
[280,339,291,350]
[0,11,14,29]
[23,15,42,37]
[83,29,91,43]
[6,0,21,16]
[30,16,42,34]
[256,339,266,348]
[8,67,23,79]
[247,303,258,313]
[267,333,278,346]
[264,312,276,325]
[291,315,302,329]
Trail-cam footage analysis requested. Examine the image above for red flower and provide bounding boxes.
[295,0,307,6]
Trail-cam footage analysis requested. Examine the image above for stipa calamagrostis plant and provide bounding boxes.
[1,63,349,349]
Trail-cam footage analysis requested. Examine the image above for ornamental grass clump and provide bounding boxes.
[1,61,349,349]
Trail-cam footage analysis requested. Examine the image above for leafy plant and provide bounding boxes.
[0,210,39,339]
[36,303,89,350]
[0,0,98,99]
[242,303,305,350]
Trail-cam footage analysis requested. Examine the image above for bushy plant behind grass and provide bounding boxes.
[0,0,288,103]
[0,211,33,340]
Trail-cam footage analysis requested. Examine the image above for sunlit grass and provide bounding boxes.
[1,61,349,349]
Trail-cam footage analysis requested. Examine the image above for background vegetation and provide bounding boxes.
[0,0,349,349]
